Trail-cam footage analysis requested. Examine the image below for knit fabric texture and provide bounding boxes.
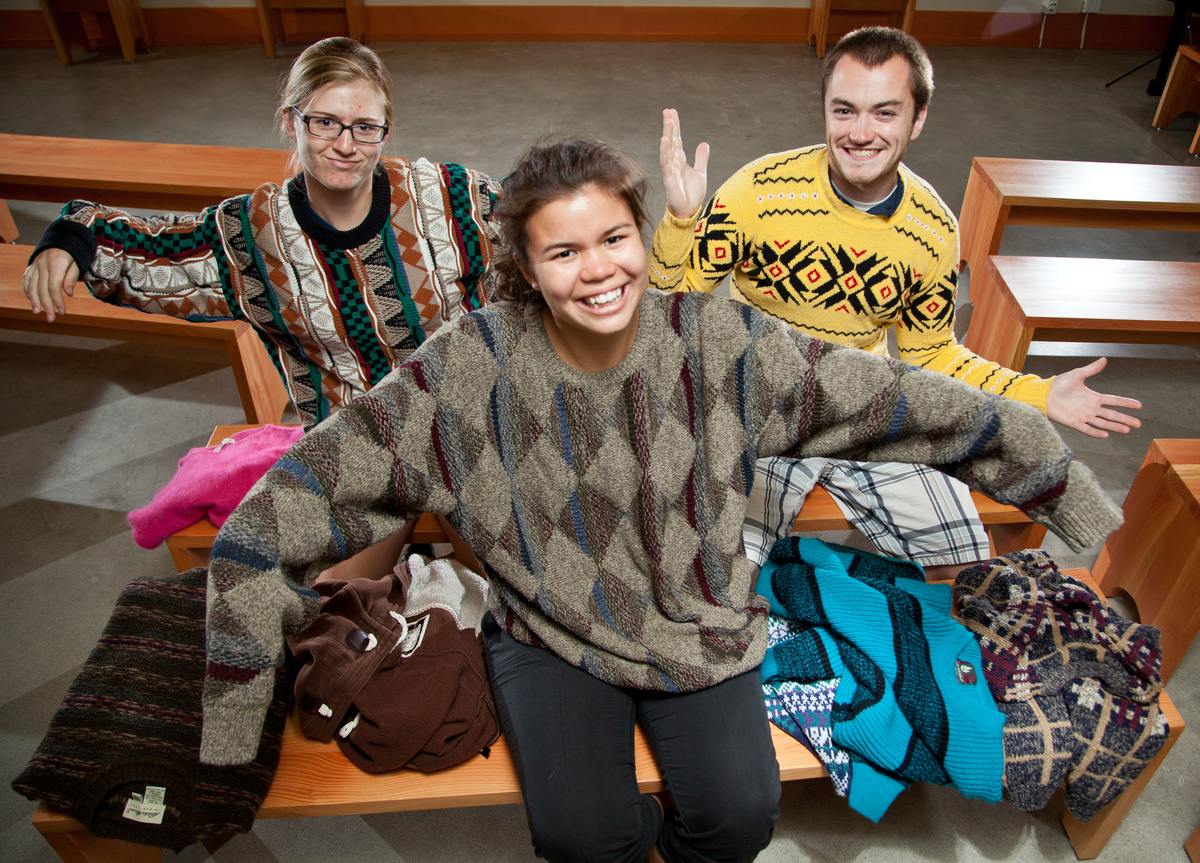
[649,145,1050,412]
[128,424,305,548]
[12,568,289,851]
[35,159,500,427]
[758,537,1005,821]
[199,289,1122,765]
[953,550,1169,820]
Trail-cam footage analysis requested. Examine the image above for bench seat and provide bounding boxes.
[964,256,1200,371]
[30,562,1184,862]
[1,245,291,425]
[956,157,1200,284]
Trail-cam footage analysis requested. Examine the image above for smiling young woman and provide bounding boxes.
[22,37,501,428]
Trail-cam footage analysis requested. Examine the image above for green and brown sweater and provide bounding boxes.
[35,158,500,427]
[200,290,1121,764]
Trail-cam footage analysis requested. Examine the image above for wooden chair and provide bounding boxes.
[807,0,915,58]
[1,245,292,425]
[253,0,366,58]
[956,158,1200,283]
[37,0,150,63]
[963,256,1200,372]
[1187,821,1200,863]
[1152,44,1200,156]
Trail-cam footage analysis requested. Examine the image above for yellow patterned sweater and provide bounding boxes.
[650,146,1051,412]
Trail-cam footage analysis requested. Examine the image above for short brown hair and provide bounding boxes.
[492,137,648,304]
[278,38,395,157]
[821,27,934,115]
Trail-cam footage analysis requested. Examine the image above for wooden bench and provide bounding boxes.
[161,425,1049,572]
[805,0,915,58]
[963,256,1200,371]
[1094,439,1200,683]
[1,245,291,425]
[28,550,1184,862]
[0,132,291,243]
[956,157,1200,287]
[1152,44,1200,156]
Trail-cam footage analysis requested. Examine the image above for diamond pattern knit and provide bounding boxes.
[199,290,1123,765]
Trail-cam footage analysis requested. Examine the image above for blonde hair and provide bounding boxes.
[278,38,395,169]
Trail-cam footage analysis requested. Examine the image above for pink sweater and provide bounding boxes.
[128,425,304,549]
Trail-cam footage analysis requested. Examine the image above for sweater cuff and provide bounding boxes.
[31,218,97,278]
[1006,374,1052,415]
[200,700,271,766]
[661,205,699,229]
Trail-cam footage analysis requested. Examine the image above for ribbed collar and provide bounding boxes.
[287,167,391,249]
[828,168,906,217]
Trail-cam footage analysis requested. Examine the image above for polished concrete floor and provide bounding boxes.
[1,39,1199,863]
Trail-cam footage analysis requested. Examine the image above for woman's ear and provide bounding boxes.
[518,260,538,292]
[283,108,298,143]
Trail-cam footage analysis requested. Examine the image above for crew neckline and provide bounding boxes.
[287,167,391,250]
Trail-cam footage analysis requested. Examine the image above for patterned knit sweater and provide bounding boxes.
[35,158,500,427]
[200,290,1121,764]
[650,146,1051,412]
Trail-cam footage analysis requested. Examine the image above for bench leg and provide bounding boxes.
[37,0,74,63]
[1061,713,1181,859]
[1093,442,1200,683]
[986,521,1047,557]
[254,0,278,57]
[1186,821,1200,863]
[0,199,18,243]
[41,832,161,863]
[1151,49,1200,131]
[227,323,291,424]
[957,162,1009,279]
[963,261,1032,370]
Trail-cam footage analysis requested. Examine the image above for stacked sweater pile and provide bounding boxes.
[952,549,1170,820]
[759,541,1170,823]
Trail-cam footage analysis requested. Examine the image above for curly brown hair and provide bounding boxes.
[492,136,648,304]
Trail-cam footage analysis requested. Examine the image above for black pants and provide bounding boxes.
[482,614,780,863]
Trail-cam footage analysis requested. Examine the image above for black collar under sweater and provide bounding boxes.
[287,166,391,249]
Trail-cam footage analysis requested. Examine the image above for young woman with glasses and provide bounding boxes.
[200,137,1121,863]
[22,37,500,428]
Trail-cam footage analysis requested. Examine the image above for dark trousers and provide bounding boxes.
[482,614,780,863]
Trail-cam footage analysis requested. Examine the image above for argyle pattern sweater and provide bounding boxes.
[35,158,500,427]
[200,290,1121,764]
[650,146,1051,412]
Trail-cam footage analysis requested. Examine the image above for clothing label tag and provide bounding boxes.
[122,786,166,824]
[955,658,978,685]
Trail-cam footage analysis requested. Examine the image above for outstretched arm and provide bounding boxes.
[1046,357,1141,438]
[660,108,709,220]
[23,248,79,322]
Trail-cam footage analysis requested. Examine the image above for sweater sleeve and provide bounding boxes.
[34,198,244,321]
[649,166,755,294]
[755,324,1120,552]
[895,231,1052,413]
[199,353,457,765]
[442,163,503,311]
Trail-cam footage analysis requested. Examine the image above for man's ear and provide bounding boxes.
[910,104,929,142]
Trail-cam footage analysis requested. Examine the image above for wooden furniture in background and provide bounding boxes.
[956,158,1200,283]
[38,0,150,63]
[253,0,365,58]
[1094,439,1200,683]
[0,245,291,424]
[1186,821,1200,863]
[0,133,291,213]
[0,200,17,243]
[806,0,915,58]
[963,256,1200,371]
[1152,44,1200,156]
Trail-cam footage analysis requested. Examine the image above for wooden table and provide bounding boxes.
[1094,439,1200,683]
[1,246,291,425]
[957,158,1200,283]
[0,133,291,213]
[963,256,1200,370]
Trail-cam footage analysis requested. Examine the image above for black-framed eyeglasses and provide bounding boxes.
[292,108,389,144]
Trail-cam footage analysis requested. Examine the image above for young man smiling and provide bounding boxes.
[651,27,1141,578]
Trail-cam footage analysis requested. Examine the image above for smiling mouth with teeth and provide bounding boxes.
[584,286,624,308]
